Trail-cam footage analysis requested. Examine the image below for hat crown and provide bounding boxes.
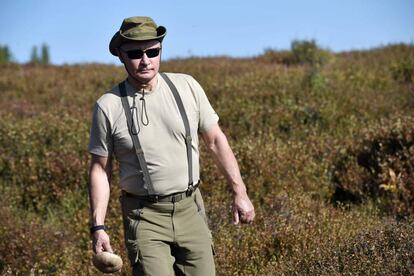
[120,16,158,39]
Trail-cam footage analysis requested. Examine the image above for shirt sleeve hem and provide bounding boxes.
[88,148,110,157]
[199,118,219,133]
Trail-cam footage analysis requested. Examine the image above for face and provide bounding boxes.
[118,40,162,84]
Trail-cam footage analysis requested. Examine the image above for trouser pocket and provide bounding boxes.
[193,188,210,227]
[120,196,145,265]
[192,190,216,256]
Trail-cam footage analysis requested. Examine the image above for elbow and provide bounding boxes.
[207,131,227,154]
[207,138,218,153]
[203,125,228,154]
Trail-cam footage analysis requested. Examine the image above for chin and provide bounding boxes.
[141,73,156,79]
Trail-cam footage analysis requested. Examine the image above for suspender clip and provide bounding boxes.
[186,183,195,196]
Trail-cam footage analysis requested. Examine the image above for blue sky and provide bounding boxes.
[1,0,413,65]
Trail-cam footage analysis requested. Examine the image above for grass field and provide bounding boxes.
[1,43,413,275]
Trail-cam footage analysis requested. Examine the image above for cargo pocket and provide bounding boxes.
[120,196,144,265]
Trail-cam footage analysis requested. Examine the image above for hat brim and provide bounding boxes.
[109,26,166,56]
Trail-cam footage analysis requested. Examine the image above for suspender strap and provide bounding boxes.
[160,73,194,193]
[119,81,155,195]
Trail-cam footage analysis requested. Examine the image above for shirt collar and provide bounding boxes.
[124,74,160,96]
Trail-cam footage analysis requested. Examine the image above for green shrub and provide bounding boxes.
[0,45,13,64]
[291,39,331,67]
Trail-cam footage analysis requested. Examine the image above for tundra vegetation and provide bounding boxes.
[0,42,413,275]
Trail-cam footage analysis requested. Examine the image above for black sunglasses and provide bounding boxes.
[122,47,162,59]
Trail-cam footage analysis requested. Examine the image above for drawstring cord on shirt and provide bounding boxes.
[131,94,140,135]
[140,89,149,126]
[131,89,150,135]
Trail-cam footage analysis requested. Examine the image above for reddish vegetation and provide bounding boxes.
[0,44,413,275]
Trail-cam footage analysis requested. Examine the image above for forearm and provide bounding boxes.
[89,164,111,226]
[202,125,255,223]
[207,131,247,195]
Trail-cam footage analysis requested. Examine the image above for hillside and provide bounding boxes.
[1,44,413,275]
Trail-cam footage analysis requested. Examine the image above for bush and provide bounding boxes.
[391,58,414,84]
[331,116,414,217]
[291,39,331,67]
[257,40,331,67]
[257,49,293,64]
[282,221,414,275]
[0,206,72,273]
[0,45,13,64]
[0,113,90,213]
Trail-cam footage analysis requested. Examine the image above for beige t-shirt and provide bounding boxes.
[88,73,219,195]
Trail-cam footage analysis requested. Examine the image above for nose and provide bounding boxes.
[140,54,150,66]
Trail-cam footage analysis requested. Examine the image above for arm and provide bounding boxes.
[88,154,113,253]
[201,124,255,224]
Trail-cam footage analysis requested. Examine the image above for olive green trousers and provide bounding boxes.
[121,189,215,276]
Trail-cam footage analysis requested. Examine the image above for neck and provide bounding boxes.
[127,75,157,92]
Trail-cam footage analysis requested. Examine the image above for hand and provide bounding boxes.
[92,230,113,254]
[232,193,255,225]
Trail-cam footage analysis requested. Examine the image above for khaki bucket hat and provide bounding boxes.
[109,16,167,56]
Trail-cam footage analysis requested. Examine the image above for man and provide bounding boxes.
[88,16,255,275]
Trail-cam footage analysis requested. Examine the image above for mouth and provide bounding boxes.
[138,68,152,73]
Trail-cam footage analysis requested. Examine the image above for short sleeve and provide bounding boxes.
[188,77,219,132]
[88,103,113,157]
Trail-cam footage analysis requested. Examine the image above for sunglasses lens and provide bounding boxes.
[124,48,161,59]
[126,49,144,59]
[146,48,161,58]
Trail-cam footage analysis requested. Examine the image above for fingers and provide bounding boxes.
[94,241,102,254]
[233,209,254,225]
[95,241,113,254]
[233,207,240,225]
[93,230,112,254]
[240,209,255,224]
[232,196,256,225]
[103,241,113,253]
[94,238,104,254]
